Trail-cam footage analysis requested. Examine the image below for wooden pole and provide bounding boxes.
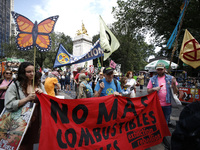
[33,46,36,91]
[101,56,103,68]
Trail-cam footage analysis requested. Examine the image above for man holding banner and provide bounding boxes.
[94,66,122,97]
[147,63,178,125]
[147,63,178,149]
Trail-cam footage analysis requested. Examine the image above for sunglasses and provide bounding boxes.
[5,72,12,75]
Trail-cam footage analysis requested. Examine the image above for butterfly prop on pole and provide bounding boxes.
[11,11,59,90]
[11,11,59,52]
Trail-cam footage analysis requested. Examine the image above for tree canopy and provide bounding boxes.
[112,0,200,75]
[3,0,200,75]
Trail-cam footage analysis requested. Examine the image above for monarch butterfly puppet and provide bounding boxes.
[11,11,59,52]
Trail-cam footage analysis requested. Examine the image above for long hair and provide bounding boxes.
[126,71,133,78]
[17,62,41,94]
[120,77,127,88]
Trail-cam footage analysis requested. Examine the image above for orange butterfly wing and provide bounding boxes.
[12,11,59,51]
[11,11,34,50]
[36,16,59,51]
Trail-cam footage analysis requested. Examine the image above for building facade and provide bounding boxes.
[0,0,13,58]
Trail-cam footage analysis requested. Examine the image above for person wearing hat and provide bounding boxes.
[147,63,178,124]
[94,66,122,97]
[147,62,178,149]
[41,68,49,84]
[44,71,61,97]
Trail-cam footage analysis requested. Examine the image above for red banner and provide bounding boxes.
[37,92,170,150]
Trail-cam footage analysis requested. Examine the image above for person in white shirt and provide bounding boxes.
[125,71,137,98]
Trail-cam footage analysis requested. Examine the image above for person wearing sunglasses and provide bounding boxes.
[0,68,13,113]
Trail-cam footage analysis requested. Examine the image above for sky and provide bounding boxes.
[14,0,118,39]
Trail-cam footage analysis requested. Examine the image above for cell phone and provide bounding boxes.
[99,80,103,84]
[160,85,163,87]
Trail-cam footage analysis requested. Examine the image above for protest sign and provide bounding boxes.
[37,92,170,150]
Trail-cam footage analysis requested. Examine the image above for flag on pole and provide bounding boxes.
[167,0,190,49]
[179,29,200,68]
[99,16,120,61]
[53,40,103,68]
[97,57,101,70]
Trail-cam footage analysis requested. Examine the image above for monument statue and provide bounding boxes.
[76,22,88,36]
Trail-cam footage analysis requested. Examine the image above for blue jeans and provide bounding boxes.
[162,105,172,124]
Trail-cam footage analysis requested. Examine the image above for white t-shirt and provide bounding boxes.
[126,78,137,98]
[126,78,137,91]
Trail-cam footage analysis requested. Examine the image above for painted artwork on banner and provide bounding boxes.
[179,87,200,103]
[37,92,170,150]
[0,103,36,150]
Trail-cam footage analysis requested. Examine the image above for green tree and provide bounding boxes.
[113,0,200,75]
[4,32,73,69]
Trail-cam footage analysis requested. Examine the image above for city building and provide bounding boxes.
[0,0,15,58]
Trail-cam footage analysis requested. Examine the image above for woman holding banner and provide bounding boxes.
[5,62,45,111]
[5,62,46,149]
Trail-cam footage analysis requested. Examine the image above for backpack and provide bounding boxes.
[114,79,118,90]
[82,82,93,98]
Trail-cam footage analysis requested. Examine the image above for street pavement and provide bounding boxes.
[57,85,185,150]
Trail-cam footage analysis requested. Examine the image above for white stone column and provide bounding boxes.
[71,34,93,72]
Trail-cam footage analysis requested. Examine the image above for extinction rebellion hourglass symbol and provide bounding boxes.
[183,39,200,61]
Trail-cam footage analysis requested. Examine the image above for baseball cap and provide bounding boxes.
[99,72,103,75]
[51,71,59,77]
[103,66,113,75]
[156,63,165,69]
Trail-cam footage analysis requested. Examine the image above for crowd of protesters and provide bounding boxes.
[1,62,200,150]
